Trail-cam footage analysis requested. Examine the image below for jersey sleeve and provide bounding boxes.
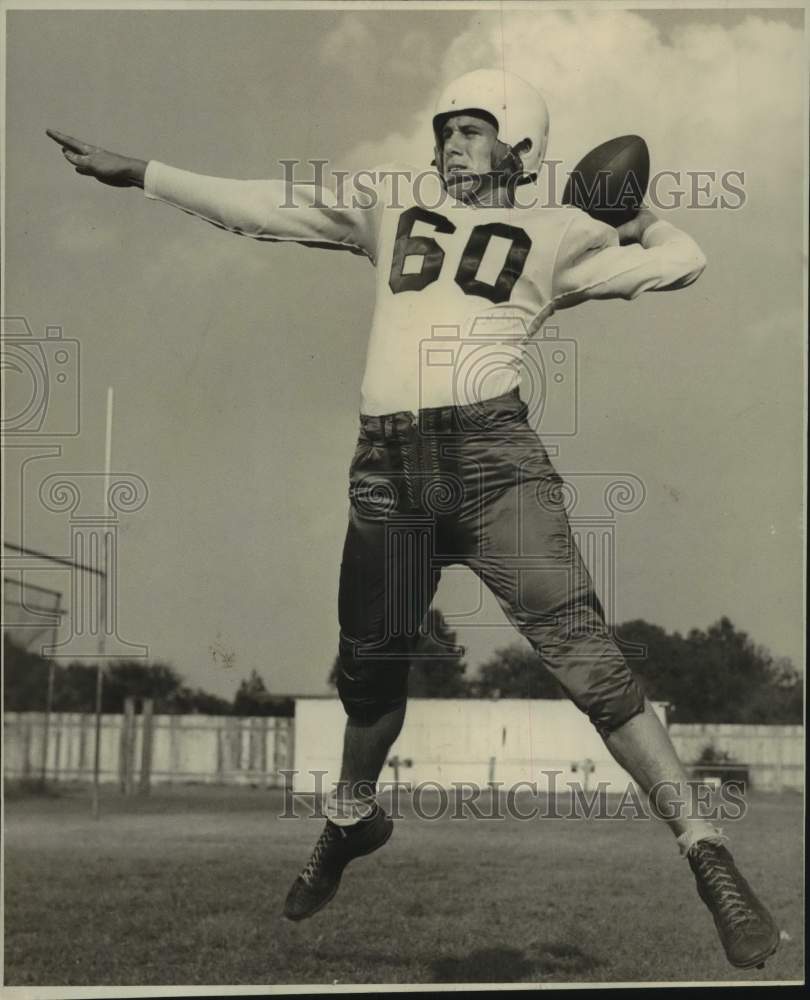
[551,211,707,309]
[143,161,381,263]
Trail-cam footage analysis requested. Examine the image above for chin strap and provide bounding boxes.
[491,139,526,178]
[434,137,534,202]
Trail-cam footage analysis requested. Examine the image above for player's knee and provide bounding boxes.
[336,637,410,725]
[587,677,646,739]
[528,598,646,739]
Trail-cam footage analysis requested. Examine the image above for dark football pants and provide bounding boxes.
[336,388,644,739]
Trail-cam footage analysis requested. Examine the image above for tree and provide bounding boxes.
[4,655,188,713]
[103,660,184,711]
[3,636,51,711]
[326,608,470,698]
[473,642,565,699]
[409,608,469,697]
[3,635,237,715]
[55,661,99,711]
[464,616,802,723]
[168,685,233,715]
[233,670,294,717]
[616,616,802,724]
[736,655,802,724]
[612,618,690,709]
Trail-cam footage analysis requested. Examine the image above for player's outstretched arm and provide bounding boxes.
[47,130,147,188]
[47,129,381,262]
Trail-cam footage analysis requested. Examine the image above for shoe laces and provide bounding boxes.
[299,823,343,885]
[691,841,755,931]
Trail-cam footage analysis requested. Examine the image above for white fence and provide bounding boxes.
[3,712,294,787]
[4,706,802,793]
[669,723,803,792]
[292,699,803,794]
[292,698,670,794]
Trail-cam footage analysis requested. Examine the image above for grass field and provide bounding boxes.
[3,782,804,988]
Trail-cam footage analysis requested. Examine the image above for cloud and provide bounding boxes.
[388,28,439,82]
[318,14,375,82]
[341,9,804,198]
[319,14,437,89]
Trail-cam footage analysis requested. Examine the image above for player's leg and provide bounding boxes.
[333,504,441,816]
[337,705,407,807]
[461,461,703,821]
[284,423,442,921]
[601,698,707,838]
[602,702,780,968]
[457,412,779,967]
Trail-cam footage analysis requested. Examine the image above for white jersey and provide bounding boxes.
[144,161,706,415]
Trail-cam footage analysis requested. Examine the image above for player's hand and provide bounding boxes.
[616,207,658,245]
[46,129,147,188]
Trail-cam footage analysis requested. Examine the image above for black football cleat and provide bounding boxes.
[687,838,780,970]
[283,806,393,921]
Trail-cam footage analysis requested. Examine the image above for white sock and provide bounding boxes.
[676,825,727,858]
[325,789,376,827]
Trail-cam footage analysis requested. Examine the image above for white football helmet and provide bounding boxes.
[432,68,550,182]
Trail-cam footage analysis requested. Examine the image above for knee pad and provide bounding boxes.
[527,595,646,740]
[336,636,410,725]
[587,673,646,740]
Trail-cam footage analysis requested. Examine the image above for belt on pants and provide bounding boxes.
[358,387,527,441]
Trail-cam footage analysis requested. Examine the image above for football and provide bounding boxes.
[562,134,650,227]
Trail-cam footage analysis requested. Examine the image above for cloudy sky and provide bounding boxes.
[3,4,805,700]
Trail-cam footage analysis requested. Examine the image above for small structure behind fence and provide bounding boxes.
[669,723,803,792]
[4,710,295,788]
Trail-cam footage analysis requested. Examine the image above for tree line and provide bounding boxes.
[5,610,802,724]
[327,610,803,724]
[3,637,293,717]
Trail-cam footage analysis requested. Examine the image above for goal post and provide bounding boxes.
[2,540,107,809]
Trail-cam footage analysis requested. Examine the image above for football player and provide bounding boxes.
[48,67,779,971]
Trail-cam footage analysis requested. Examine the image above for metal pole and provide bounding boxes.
[120,695,136,795]
[139,698,154,796]
[40,593,62,787]
[40,660,56,786]
[91,552,110,817]
[91,649,104,818]
[3,540,105,576]
[774,730,784,794]
[91,387,113,819]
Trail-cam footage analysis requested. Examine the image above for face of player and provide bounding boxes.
[440,114,499,179]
